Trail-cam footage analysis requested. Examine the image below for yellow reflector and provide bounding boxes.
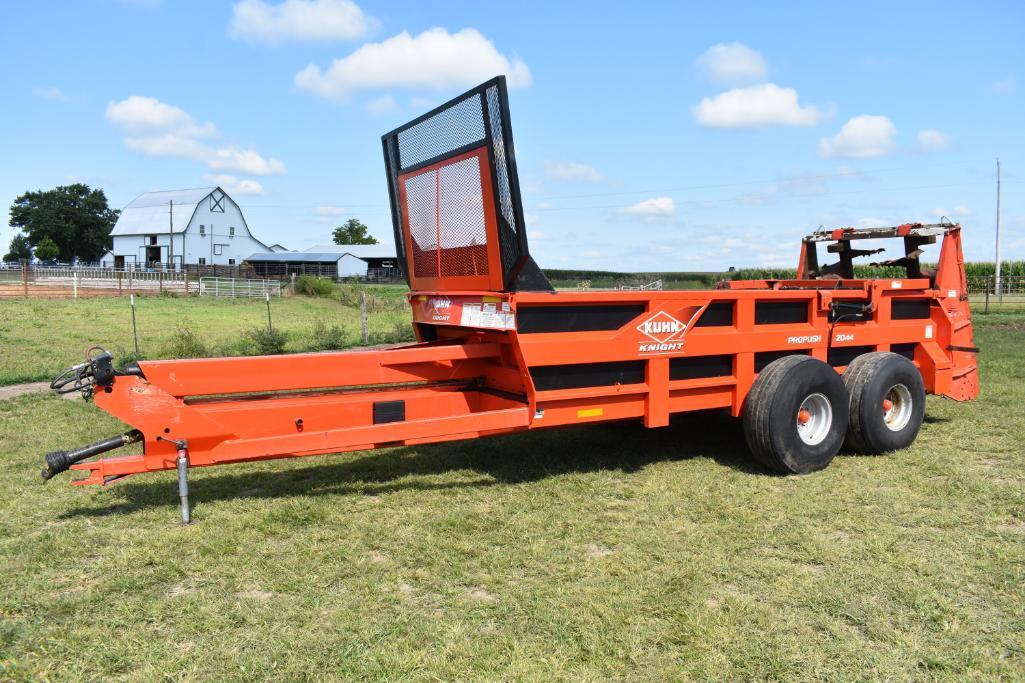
[482,296,501,303]
[577,408,604,418]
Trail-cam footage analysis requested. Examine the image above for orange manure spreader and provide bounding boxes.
[42,78,979,522]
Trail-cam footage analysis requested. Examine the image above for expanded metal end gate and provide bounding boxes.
[42,77,979,523]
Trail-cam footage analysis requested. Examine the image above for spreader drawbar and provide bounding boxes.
[42,77,978,523]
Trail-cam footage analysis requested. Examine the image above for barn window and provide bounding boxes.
[210,191,225,213]
[229,226,235,238]
[148,235,157,245]
[228,258,236,265]
[214,245,223,255]
[198,257,206,265]
[199,225,205,236]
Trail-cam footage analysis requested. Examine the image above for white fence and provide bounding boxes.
[0,266,189,292]
[199,277,281,298]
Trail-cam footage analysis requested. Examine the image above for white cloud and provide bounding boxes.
[32,86,70,102]
[917,129,950,151]
[544,161,603,183]
[314,206,346,216]
[582,250,602,258]
[692,84,823,128]
[993,76,1014,94]
[295,27,531,102]
[202,174,265,195]
[106,96,217,138]
[618,196,676,218]
[697,42,767,85]
[230,0,373,43]
[106,96,285,176]
[528,230,545,240]
[857,217,890,228]
[208,148,286,175]
[364,95,397,113]
[931,205,971,218]
[818,115,896,158]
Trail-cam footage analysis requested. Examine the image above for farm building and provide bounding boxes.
[107,187,268,268]
[243,251,347,278]
[245,244,400,280]
[302,244,400,280]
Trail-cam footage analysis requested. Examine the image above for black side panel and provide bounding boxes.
[754,350,809,373]
[891,343,916,361]
[755,301,809,325]
[891,299,932,320]
[510,255,555,292]
[694,302,734,327]
[517,304,645,333]
[530,361,645,391]
[669,355,733,381]
[373,400,405,424]
[827,345,874,367]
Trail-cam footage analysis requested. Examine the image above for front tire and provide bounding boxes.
[743,355,849,474]
[842,352,926,454]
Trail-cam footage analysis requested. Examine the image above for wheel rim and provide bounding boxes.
[796,393,833,446]
[882,383,913,432]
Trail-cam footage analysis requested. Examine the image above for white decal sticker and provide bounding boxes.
[947,289,957,298]
[925,324,933,339]
[787,335,822,344]
[834,333,855,343]
[636,311,687,354]
[891,281,903,289]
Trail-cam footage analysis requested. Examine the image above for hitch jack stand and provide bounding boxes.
[176,444,191,525]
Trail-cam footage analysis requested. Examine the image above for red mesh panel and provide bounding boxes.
[404,170,438,278]
[402,153,490,280]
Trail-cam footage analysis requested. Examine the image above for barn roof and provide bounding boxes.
[110,187,219,236]
[244,252,345,263]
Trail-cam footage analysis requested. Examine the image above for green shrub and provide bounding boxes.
[161,324,209,358]
[296,275,336,297]
[242,327,289,355]
[302,320,349,352]
[111,345,145,371]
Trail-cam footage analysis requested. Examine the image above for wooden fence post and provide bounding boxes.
[22,259,29,298]
[360,290,369,344]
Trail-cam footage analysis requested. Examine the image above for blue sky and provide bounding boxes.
[1,0,1022,270]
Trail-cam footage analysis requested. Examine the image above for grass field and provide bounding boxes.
[0,286,412,385]
[1,301,1023,679]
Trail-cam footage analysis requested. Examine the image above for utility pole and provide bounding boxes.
[995,160,1002,303]
[169,200,174,272]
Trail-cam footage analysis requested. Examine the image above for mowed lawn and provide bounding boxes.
[0,309,1023,679]
[0,287,411,385]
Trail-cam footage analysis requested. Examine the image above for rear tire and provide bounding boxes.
[743,355,849,474]
[842,352,925,454]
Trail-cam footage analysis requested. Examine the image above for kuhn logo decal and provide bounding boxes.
[637,311,687,353]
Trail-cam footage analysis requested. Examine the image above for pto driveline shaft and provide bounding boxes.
[41,430,143,481]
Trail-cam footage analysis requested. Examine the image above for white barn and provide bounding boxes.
[107,187,268,268]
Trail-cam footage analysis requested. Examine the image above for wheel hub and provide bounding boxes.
[796,393,832,446]
[882,383,913,432]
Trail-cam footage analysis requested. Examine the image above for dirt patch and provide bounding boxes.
[0,382,50,400]
[586,544,614,559]
[238,589,275,600]
[464,586,495,602]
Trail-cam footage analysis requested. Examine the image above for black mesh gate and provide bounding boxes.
[382,76,552,292]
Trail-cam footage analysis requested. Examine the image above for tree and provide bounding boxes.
[9,184,119,262]
[332,218,378,245]
[4,233,32,261]
[33,237,59,261]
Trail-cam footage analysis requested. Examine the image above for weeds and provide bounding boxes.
[160,323,209,358]
[296,275,336,297]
